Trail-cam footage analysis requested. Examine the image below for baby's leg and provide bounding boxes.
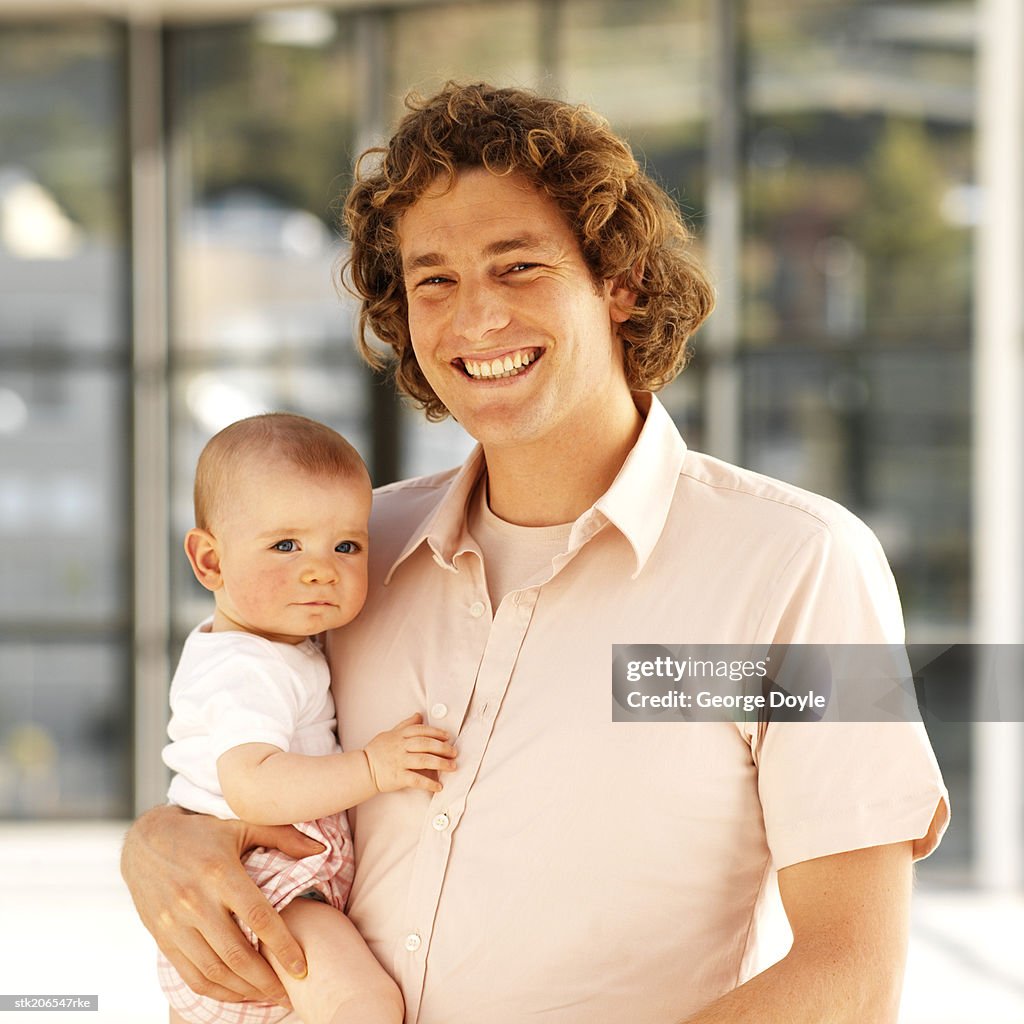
[262,899,403,1024]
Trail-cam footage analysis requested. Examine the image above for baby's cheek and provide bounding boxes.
[241,568,290,613]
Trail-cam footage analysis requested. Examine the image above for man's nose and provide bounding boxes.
[450,280,511,341]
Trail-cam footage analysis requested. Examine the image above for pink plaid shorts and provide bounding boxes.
[157,813,355,1024]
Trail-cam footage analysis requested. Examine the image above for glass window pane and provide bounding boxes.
[172,20,357,353]
[0,642,130,819]
[390,1,539,104]
[0,373,128,626]
[563,0,710,213]
[0,23,126,353]
[743,0,973,346]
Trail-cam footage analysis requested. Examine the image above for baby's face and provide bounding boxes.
[211,460,371,644]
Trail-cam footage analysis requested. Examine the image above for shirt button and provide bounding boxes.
[431,702,448,719]
[469,601,486,618]
[432,812,450,831]
[404,933,422,952]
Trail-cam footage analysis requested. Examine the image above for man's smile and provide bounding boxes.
[456,346,543,380]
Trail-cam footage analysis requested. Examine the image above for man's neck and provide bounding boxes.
[481,394,644,527]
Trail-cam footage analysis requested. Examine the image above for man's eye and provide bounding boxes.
[507,262,538,274]
[272,540,297,552]
[336,541,359,554]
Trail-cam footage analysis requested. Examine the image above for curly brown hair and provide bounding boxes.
[342,82,714,422]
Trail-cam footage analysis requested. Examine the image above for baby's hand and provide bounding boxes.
[363,713,457,794]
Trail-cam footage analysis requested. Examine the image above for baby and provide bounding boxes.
[158,412,457,1024]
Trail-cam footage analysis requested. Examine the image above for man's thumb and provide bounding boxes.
[243,823,326,858]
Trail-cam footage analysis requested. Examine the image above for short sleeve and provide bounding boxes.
[757,721,949,868]
[753,510,950,867]
[168,649,303,759]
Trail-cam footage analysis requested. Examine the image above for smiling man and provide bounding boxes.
[123,83,949,1024]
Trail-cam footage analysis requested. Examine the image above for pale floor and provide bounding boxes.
[0,823,1022,1023]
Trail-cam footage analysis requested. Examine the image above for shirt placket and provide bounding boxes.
[394,556,541,1023]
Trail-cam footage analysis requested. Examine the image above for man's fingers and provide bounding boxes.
[241,894,308,981]
[198,904,294,999]
[160,927,266,1003]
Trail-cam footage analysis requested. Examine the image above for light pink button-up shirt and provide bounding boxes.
[326,393,948,1024]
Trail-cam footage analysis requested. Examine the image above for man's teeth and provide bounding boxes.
[463,350,537,380]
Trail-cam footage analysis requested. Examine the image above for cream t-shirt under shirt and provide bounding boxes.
[465,478,573,609]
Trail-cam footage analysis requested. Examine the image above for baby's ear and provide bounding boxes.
[184,528,223,591]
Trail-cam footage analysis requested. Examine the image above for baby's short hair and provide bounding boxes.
[194,412,369,531]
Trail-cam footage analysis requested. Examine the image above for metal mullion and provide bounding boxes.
[354,8,403,486]
[128,14,172,815]
[703,0,743,463]
[971,0,1024,890]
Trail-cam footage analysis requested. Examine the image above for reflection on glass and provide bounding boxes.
[172,22,357,352]
[743,0,973,345]
[0,371,128,623]
[0,643,130,819]
[390,1,538,106]
[0,24,125,352]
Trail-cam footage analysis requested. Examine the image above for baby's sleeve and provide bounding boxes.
[166,649,305,764]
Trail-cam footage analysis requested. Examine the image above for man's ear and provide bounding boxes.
[607,272,639,325]
[184,528,223,592]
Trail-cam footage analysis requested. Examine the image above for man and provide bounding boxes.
[123,83,948,1023]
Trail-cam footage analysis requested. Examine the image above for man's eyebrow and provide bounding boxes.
[481,235,557,259]
[403,251,447,273]
[402,235,557,273]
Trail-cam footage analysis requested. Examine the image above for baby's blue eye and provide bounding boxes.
[273,540,297,552]
[336,541,357,554]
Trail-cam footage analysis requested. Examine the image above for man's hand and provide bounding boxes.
[364,713,457,794]
[121,805,324,1004]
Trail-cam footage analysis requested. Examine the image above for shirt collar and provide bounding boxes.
[590,391,688,577]
[384,446,487,584]
[384,392,687,584]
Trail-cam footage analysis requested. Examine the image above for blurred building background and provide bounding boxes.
[0,0,1022,1020]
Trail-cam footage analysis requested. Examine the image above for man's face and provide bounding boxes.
[397,168,634,454]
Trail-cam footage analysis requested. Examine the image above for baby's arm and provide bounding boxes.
[217,713,457,825]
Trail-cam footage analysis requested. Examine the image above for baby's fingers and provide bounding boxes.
[402,724,452,742]
[402,770,445,793]
[404,753,458,773]
[405,736,457,758]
